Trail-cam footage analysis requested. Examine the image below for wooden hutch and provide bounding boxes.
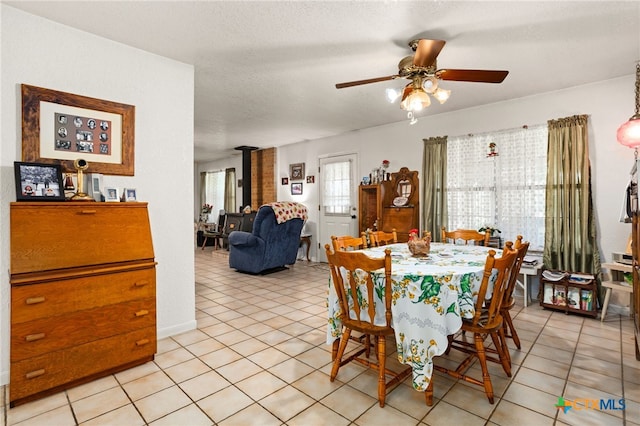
[359,167,419,242]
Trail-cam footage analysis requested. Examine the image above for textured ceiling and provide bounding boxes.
[7,1,640,162]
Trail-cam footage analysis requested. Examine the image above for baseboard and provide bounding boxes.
[157,320,197,340]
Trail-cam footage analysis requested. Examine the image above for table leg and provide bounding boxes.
[299,236,311,261]
[601,287,612,322]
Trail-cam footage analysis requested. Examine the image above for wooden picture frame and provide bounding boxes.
[21,84,135,176]
[14,161,65,201]
[289,163,305,181]
[291,182,303,195]
[281,177,289,185]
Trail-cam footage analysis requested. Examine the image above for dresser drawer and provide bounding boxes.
[12,298,155,361]
[10,326,156,403]
[11,203,154,274]
[12,268,155,324]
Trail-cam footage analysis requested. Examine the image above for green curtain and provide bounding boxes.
[422,136,448,240]
[224,167,236,213]
[543,115,601,283]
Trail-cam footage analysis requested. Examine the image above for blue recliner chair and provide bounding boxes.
[228,202,307,274]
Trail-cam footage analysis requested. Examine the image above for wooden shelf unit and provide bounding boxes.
[9,202,157,406]
[539,272,597,318]
[358,184,382,235]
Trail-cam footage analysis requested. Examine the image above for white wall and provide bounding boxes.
[204,75,635,311]
[1,5,196,385]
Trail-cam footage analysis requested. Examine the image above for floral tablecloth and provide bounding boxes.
[326,242,501,391]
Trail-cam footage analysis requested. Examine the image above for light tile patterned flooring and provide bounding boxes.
[3,249,639,425]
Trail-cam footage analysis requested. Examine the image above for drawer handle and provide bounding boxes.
[136,339,150,346]
[135,310,149,317]
[25,369,45,379]
[25,296,45,305]
[25,333,45,342]
[80,210,97,215]
[134,280,149,287]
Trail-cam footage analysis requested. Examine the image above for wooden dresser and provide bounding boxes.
[9,202,157,406]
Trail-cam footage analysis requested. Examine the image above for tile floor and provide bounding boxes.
[2,249,639,425]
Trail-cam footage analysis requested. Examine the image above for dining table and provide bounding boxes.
[326,242,502,392]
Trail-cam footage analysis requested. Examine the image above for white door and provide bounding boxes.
[318,153,358,262]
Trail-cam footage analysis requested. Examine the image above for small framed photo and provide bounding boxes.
[14,161,65,201]
[281,177,289,185]
[104,186,120,202]
[291,182,303,195]
[123,188,137,202]
[306,175,315,184]
[289,163,305,181]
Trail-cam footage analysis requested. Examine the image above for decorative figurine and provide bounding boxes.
[71,158,94,201]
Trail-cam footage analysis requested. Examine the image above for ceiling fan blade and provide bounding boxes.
[335,75,398,89]
[413,39,446,67]
[436,69,509,83]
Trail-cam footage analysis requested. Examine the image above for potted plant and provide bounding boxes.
[478,225,501,237]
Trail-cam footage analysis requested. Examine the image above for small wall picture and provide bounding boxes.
[123,188,137,202]
[289,163,305,181]
[291,182,303,195]
[306,175,315,184]
[104,186,120,202]
[281,177,289,185]
[14,161,65,201]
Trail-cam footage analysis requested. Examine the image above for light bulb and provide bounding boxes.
[422,76,439,94]
[385,88,401,103]
[433,87,451,104]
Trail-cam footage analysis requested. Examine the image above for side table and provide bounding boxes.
[299,234,312,261]
[601,262,634,322]
[517,262,542,307]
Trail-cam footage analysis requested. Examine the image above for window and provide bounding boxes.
[322,159,352,215]
[446,125,547,251]
[201,170,225,218]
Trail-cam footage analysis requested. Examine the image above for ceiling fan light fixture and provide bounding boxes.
[433,87,451,104]
[401,88,430,112]
[617,63,640,149]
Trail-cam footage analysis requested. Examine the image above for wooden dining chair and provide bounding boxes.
[429,243,518,404]
[501,235,530,350]
[325,244,413,407]
[469,236,530,373]
[441,227,490,246]
[331,235,367,251]
[368,229,398,247]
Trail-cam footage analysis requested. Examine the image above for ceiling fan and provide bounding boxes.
[335,39,509,117]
